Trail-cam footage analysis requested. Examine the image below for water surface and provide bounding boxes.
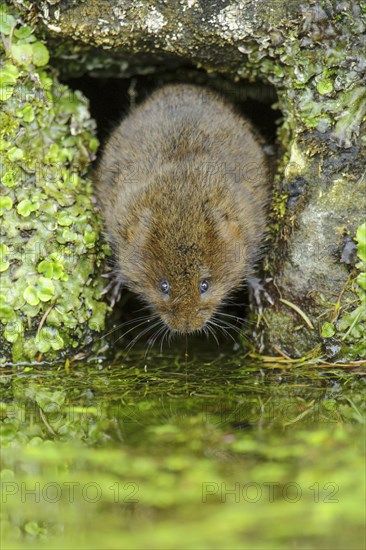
[1,343,365,549]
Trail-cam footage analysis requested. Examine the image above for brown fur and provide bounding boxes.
[95,84,269,333]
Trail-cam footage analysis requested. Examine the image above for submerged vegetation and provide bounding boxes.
[1,351,365,548]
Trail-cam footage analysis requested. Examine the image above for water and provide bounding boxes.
[1,344,365,549]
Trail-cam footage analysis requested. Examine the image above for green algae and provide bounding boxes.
[0,2,109,363]
[321,222,366,360]
[235,2,366,358]
[1,350,365,549]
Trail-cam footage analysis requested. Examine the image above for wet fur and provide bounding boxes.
[95,84,269,333]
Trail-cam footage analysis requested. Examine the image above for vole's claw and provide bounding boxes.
[101,269,123,307]
[109,281,123,307]
[248,276,274,313]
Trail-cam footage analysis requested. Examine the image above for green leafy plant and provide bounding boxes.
[321,222,366,358]
[0,3,108,362]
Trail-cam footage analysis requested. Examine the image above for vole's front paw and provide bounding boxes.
[248,276,274,313]
[101,268,123,307]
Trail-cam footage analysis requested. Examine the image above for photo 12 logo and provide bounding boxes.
[202,481,339,503]
[1,481,140,504]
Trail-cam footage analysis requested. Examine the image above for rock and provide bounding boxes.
[11,0,366,360]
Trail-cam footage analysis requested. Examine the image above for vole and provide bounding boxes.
[95,84,269,335]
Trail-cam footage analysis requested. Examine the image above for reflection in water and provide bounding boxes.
[1,350,365,549]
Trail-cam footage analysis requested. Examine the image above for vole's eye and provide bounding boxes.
[199,279,209,294]
[160,279,170,294]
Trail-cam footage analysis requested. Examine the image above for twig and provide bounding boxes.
[36,303,56,336]
[279,298,315,329]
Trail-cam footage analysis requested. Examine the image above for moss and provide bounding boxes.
[251,3,366,359]
[321,222,366,360]
[0,2,109,363]
[253,3,366,144]
[18,2,365,148]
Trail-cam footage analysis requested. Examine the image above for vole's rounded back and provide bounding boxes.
[96,84,269,333]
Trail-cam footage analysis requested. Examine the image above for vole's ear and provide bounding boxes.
[124,208,152,245]
[211,208,241,243]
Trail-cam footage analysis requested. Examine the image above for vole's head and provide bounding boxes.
[117,176,252,334]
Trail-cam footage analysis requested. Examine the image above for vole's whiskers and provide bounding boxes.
[220,296,249,307]
[215,310,253,328]
[212,318,242,335]
[159,326,170,353]
[168,330,176,346]
[211,313,256,344]
[207,318,237,343]
[144,322,166,358]
[114,316,159,345]
[134,303,154,314]
[205,322,220,346]
[101,313,159,341]
[125,319,163,351]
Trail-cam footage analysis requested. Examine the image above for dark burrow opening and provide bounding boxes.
[65,66,281,141]
[65,67,281,354]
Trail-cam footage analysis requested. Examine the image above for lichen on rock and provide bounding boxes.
[0,2,109,363]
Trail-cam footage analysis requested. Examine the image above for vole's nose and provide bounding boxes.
[169,313,206,333]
